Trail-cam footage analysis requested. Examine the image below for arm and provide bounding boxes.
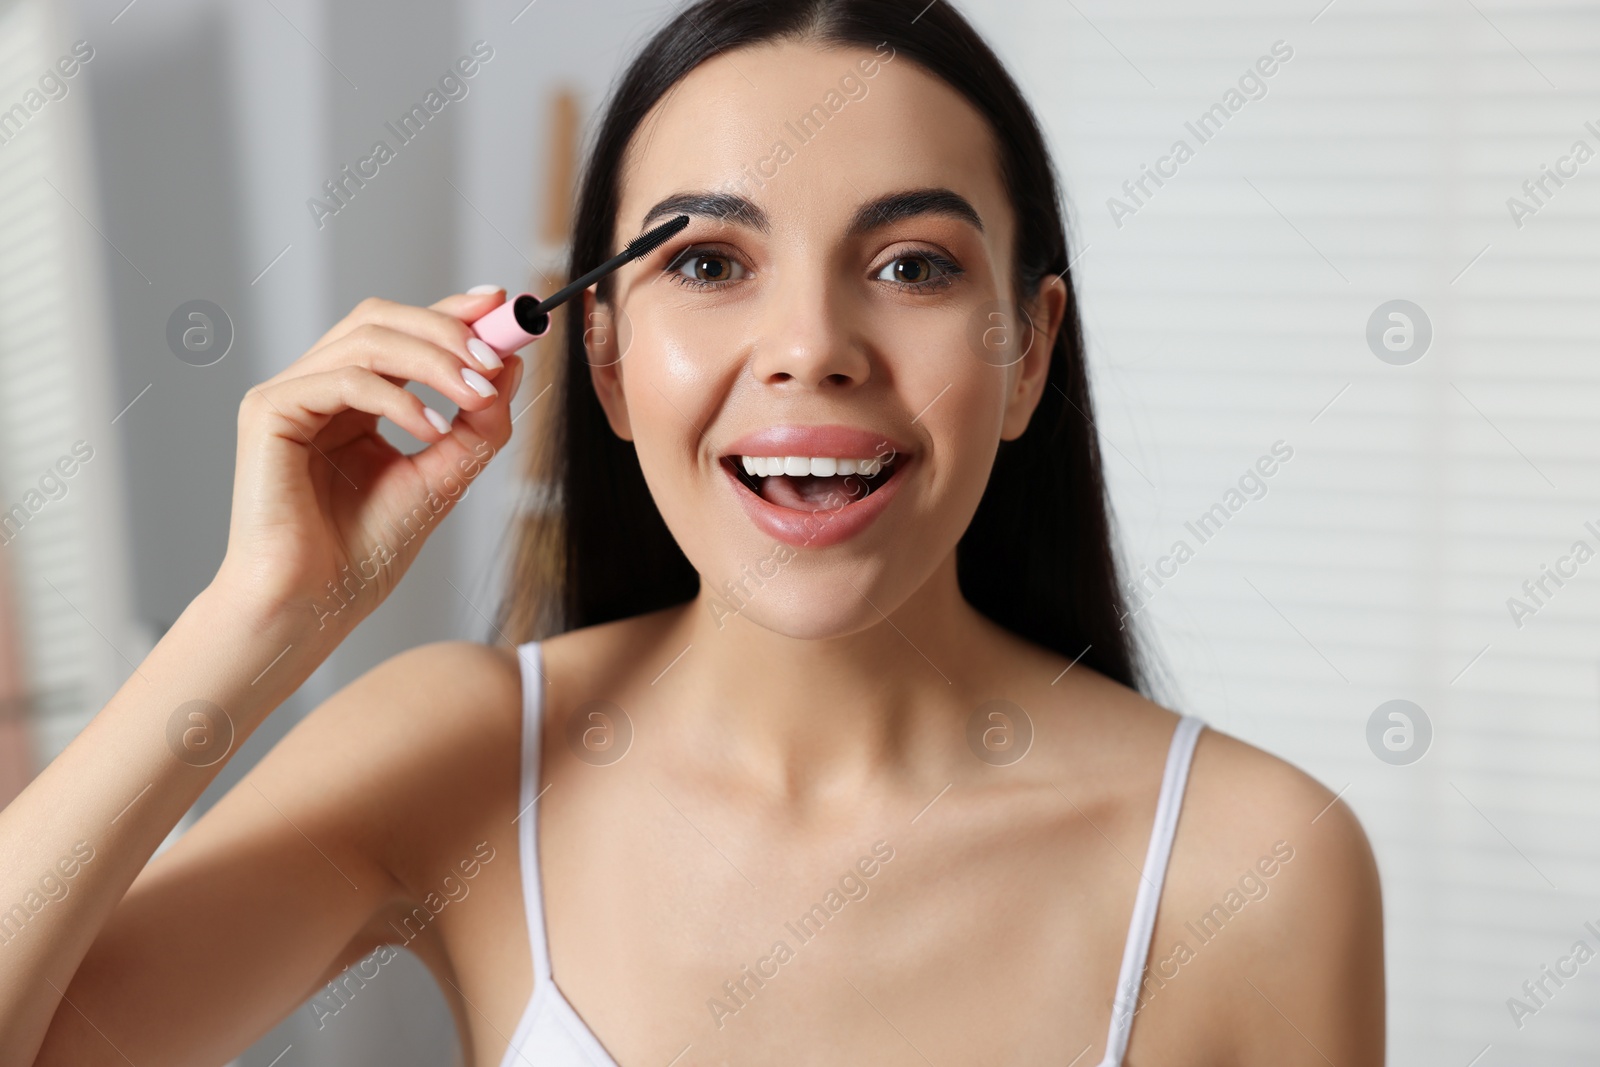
[0,581,352,1067]
[1171,735,1395,1067]
[0,289,525,1065]
[1134,728,1385,1065]
[1231,786,1385,1065]
[28,637,521,1066]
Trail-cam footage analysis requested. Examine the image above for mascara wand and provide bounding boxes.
[468,213,691,354]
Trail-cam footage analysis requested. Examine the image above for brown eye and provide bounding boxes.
[874,252,961,288]
[890,257,931,282]
[671,251,746,287]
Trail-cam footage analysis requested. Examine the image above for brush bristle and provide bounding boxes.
[624,214,690,259]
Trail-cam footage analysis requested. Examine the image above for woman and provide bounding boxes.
[2,1,1384,1063]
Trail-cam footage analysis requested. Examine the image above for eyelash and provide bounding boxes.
[661,246,966,293]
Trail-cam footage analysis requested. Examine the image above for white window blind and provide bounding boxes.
[966,0,1600,1060]
[0,0,134,773]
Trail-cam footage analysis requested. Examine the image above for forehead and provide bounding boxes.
[616,37,1008,243]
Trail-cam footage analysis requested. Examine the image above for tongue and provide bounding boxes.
[759,474,860,511]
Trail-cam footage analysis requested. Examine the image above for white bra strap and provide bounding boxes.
[515,640,554,982]
[1097,714,1204,1066]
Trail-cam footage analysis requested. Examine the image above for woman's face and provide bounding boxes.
[586,39,1065,640]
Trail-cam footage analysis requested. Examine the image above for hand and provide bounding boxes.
[212,290,526,632]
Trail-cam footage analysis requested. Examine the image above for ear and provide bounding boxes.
[582,288,634,442]
[999,273,1067,441]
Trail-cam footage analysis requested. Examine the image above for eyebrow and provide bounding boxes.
[638,186,984,239]
[846,188,985,237]
[641,192,770,234]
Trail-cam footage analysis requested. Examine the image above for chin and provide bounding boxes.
[694,541,916,640]
[701,584,893,642]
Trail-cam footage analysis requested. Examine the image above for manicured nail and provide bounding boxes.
[466,337,503,371]
[423,406,451,434]
[461,366,497,397]
[467,283,502,295]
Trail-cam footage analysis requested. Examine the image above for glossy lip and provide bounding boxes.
[715,425,912,549]
[721,452,912,548]
[721,424,910,463]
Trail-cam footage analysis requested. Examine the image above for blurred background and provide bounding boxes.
[1,0,1596,1062]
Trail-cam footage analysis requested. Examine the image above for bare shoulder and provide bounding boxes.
[1176,723,1380,900]
[256,638,528,890]
[1133,716,1385,1063]
[79,637,536,1060]
[984,625,1383,1062]
[1183,726,1378,874]
[300,637,526,765]
[1016,646,1380,939]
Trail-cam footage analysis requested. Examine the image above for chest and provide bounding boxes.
[517,771,1144,1066]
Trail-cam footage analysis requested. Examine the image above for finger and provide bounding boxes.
[316,294,507,373]
[243,364,449,448]
[458,353,523,453]
[429,287,505,319]
[411,354,524,492]
[290,323,504,414]
[304,293,512,376]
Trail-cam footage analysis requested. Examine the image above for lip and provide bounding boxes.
[721,457,912,548]
[717,425,913,549]
[721,424,910,463]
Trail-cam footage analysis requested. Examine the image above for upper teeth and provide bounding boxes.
[740,455,885,477]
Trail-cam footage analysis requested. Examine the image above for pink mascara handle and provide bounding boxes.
[469,293,551,355]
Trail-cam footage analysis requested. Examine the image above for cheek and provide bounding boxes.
[628,303,745,411]
[890,308,1012,495]
[626,361,703,482]
[923,375,1009,513]
[620,336,730,546]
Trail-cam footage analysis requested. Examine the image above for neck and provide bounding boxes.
[653,552,993,799]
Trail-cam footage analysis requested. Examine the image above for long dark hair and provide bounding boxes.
[494,0,1152,696]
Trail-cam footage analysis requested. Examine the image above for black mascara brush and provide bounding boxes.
[468,213,691,353]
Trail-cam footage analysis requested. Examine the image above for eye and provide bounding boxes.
[665,247,748,289]
[874,250,964,291]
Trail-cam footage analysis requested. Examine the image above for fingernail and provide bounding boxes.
[423,406,451,434]
[466,337,504,371]
[509,360,525,399]
[461,366,497,397]
[467,283,502,295]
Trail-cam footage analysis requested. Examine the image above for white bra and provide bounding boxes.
[497,640,1205,1066]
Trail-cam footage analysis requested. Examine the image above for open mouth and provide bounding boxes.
[723,452,902,512]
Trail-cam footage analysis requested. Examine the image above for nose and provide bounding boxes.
[748,263,872,389]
